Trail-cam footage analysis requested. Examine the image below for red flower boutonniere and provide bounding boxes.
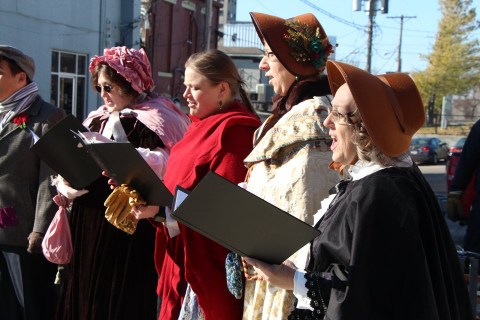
[13,112,28,129]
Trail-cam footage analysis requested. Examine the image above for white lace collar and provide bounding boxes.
[349,152,413,181]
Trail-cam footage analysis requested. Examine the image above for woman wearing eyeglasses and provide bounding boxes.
[55,46,190,320]
[242,12,341,320]
[243,60,472,320]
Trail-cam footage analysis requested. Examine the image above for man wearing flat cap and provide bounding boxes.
[0,45,65,319]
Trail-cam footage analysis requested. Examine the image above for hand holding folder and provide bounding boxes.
[31,114,172,206]
[171,172,321,265]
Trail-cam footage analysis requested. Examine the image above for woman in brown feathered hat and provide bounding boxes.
[241,12,341,320]
[243,61,472,320]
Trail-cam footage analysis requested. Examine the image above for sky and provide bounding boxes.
[236,0,480,74]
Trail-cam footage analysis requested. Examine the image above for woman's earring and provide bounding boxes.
[218,100,223,110]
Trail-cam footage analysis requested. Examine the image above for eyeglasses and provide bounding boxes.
[95,84,113,93]
[329,110,354,125]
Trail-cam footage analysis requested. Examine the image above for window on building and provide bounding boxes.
[50,50,88,119]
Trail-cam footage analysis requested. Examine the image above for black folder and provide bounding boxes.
[171,172,321,264]
[31,114,172,206]
[30,114,101,189]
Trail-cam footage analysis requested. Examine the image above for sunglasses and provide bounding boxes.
[95,84,113,93]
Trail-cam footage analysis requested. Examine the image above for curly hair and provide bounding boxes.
[343,108,397,167]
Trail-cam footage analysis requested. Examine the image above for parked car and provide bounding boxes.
[446,137,475,220]
[409,137,449,164]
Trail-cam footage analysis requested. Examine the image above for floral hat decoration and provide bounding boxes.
[89,46,155,94]
[250,12,333,77]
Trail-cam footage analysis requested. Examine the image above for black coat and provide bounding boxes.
[293,166,472,320]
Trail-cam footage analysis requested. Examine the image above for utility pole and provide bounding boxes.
[205,0,213,49]
[366,0,376,73]
[354,0,388,73]
[388,15,416,72]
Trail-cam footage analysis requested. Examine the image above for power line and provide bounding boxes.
[253,0,277,15]
[298,0,365,31]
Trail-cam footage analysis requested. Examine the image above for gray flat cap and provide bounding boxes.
[0,45,35,80]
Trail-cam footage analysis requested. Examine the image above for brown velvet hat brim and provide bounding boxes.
[250,12,329,77]
[326,60,425,157]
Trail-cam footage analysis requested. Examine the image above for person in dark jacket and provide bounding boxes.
[244,60,472,320]
[0,45,65,320]
[447,119,480,253]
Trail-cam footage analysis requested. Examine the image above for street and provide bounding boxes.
[418,162,466,247]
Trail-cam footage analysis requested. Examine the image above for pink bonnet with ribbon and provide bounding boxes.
[89,46,155,94]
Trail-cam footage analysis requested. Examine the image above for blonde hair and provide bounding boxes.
[185,49,256,115]
[345,108,397,167]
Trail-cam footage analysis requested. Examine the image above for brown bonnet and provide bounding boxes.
[250,12,333,77]
[326,60,425,157]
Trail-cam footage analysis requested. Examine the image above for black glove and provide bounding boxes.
[27,232,44,254]
[446,192,464,222]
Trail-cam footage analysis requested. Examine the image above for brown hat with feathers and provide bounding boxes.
[326,60,425,157]
[250,12,333,77]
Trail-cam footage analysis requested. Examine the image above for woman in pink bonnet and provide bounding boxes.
[55,46,190,320]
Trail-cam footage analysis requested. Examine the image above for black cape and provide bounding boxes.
[297,166,472,320]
